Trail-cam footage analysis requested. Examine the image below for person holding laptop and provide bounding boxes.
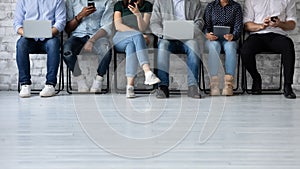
[113,0,160,98]
[241,0,297,99]
[150,0,203,99]
[203,0,243,96]
[13,0,66,98]
[63,0,115,93]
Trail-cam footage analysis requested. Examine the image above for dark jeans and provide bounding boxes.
[63,35,112,77]
[241,33,295,84]
[16,37,60,86]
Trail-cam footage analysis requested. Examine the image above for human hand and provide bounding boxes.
[78,6,96,18]
[206,32,218,41]
[269,16,280,27]
[259,17,271,30]
[143,34,150,45]
[128,1,141,16]
[224,34,233,41]
[83,40,94,52]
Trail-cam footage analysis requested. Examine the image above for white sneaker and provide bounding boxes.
[90,75,103,93]
[144,71,161,85]
[73,75,89,92]
[19,85,31,98]
[126,85,135,98]
[39,85,56,97]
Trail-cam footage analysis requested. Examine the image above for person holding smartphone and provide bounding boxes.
[241,0,297,99]
[203,0,243,96]
[112,0,160,98]
[63,0,115,92]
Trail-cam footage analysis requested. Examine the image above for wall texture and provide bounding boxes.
[0,0,300,91]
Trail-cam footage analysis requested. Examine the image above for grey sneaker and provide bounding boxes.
[40,85,56,97]
[19,85,31,98]
[90,75,103,93]
[126,85,136,98]
[144,71,160,85]
[74,75,89,92]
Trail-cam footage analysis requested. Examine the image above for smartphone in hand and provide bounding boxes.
[271,16,278,22]
[88,1,95,7]
[129,0,137,6]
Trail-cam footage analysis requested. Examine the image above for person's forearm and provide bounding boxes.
[65,15,82,35]
[277,20,296,31]
[89,29,107,42]
[244,22,265,32]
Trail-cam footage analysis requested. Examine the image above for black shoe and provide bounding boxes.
[156,85,169,98]
[284,85,296,99]
[251,77,262,95]
[187,85,201,99]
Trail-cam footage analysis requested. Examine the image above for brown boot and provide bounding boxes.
[210,76,220,96]
[222,75,234,96]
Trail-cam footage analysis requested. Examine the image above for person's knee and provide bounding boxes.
[16,37,30,49]
[224,42,237,53]
[206,41,220,51]
[132,32,144,40]
[158,39,170,49]
[47,37,60,48]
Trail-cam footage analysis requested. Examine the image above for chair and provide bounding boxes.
[18,33,64,94]
[241,31,283,94]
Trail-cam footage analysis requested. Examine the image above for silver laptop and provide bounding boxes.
[163,20,194,40]
[213,25,230,39]
[23,20,52,38]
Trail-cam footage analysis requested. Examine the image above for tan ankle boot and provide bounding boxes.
[210,76,220,96]
[222,75,234,96]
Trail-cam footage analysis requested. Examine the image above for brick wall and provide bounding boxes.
[0,0,300,91]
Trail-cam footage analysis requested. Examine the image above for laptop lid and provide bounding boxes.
[163,20,194,40]
[213,26,230,39]
[23,20,52,38]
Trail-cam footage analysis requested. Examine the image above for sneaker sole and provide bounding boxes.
[126,95,136,98]
[40,93,56,97]
[90,89,102,93]
[19,94,31,98]
[144,79,161,85]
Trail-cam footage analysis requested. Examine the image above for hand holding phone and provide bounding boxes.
[271,16,278,22]
[88,1,95,8]
[129,0,137,6]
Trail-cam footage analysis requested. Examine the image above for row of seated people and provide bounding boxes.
[14,0,297,99]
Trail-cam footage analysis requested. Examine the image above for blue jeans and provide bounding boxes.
[16,36,60,86]
[113,31,150,77]
[205,40,237,76]
[156,39,201,87]
[63,35,112,77]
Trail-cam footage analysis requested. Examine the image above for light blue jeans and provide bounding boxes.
[156,39,201,87]
[205,40,237,76]
[113,31,150,77]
